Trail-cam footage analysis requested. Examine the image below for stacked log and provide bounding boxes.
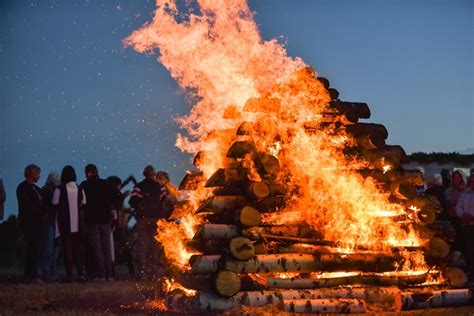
[163,73,469,313]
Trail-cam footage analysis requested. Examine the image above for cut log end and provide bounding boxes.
[215,270,241,297]
[240,206,261,227]
[229,237,255,260]
[248,182,270,200]
[444,267,468,287]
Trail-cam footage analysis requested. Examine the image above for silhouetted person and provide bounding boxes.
[445,170,467,255]
[129,165,163,280]
[441,168,452,191]
[41,171,60,282]
[107,176,135,278]
[0,178,5,221]
[53,166,86,282]
[456,174,474,279]
[425,174,448,220]
[16,164,44,283]
[80,164,114,281]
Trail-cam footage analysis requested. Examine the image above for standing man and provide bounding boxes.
[80,164,114,282]
[129,165,163,280]
[16,164,44,283]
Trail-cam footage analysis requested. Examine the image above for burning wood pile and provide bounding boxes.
[158,70,472,313]
[124,1,472,312]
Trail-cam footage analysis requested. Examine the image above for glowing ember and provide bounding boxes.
[163,278,197,297]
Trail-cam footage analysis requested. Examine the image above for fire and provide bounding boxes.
[163,278,197,297]
[125,0,428,275]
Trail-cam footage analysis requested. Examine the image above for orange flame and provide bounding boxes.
[125,0,428,272]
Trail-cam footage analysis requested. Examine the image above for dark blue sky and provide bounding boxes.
[1,0,472,219]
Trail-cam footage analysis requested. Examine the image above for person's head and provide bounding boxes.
[45,171,60,187]
[85,164,98,179]
[24,164,41,183]
[451,170,466,189]
[469,174,474,190]
[107,176,122,190]
[426,174,442,189]
[143,165,156,180]
[441,169,451,179]
[61,165,77,184]
[156,171,170,185]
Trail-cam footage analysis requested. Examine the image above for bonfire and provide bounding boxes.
[124,0,471,313]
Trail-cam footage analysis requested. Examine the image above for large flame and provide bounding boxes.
[125,0,427,271]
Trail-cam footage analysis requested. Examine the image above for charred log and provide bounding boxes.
[178,171,205,190]
[227,141,257,158]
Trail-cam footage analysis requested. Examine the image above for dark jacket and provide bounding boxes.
[129,178,164,219]
[56,184,84,235]
[41,184,56,225]
[80,177,114,225]
[16,180,43,227]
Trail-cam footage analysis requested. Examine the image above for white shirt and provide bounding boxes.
[53,182,86,233]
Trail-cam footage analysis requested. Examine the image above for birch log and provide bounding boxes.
[267,272,428,289]
[190,254,322,274]
[280,298,367,313]
[402,289,472,309]
[242,287,401,309]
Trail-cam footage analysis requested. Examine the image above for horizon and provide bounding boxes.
[1,0,473,219]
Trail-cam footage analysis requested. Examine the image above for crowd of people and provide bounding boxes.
[15,163,174,283]
[8,164,474,284]
[427,168,474,279]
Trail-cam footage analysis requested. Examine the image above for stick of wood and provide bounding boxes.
[280,298,367,313]
[190,253,323,274]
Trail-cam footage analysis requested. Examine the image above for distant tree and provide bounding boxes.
[408,152,474,166]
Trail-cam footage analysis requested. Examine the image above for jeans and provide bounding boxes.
[135,218,160,279]
[86,223,112,279]
[22,222,42,279]
[41,223,58,280]
[61,232,84,278]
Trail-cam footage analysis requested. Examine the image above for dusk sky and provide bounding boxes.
[1,0,472,219]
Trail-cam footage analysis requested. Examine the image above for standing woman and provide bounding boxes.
[53,166,86,281]
[456,174,474,280]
